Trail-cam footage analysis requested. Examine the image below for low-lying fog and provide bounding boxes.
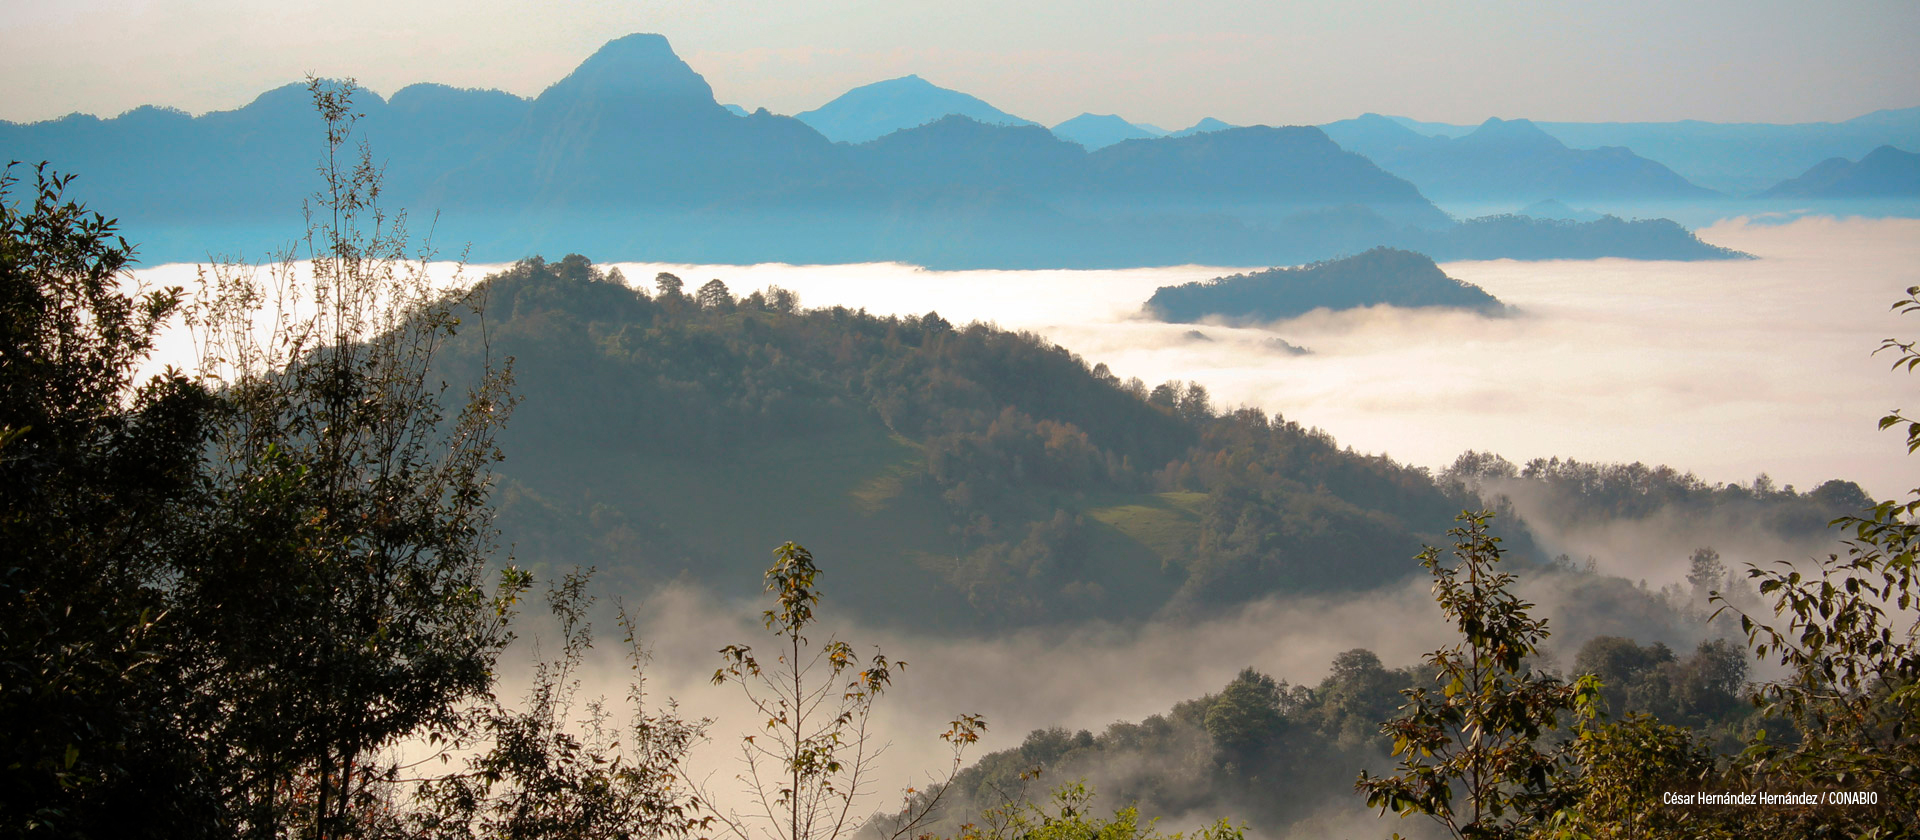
[138,216,1916,836]
[493,580,1457,839]
[601,216,1919,502]
[136,216,1918,499]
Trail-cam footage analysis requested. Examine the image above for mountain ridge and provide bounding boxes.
[1759,145,1920,198]
[794,74,1037,144]
[0,33,1745,268]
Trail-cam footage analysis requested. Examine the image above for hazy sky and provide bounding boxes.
[4,0,1916,128]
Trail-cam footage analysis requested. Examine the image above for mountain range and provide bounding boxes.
[792,74,1039,144]
[1320,114,1719,203]
[1391,109,1920,197]
[1050,113,1162,150]
[747,71,1918,209]
[1760,145,1920,198]
[1,33,1744,267]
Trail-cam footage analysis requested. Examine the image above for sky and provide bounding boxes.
[3,0,1917,129]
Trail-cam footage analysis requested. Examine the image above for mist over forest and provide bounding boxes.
[6,18,1920,840]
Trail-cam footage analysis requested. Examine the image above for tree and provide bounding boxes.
[949,782,1242,840]
[0,163,222,834]
[410,570,711,840]
[1685,547,1724,604]
[655,272,685,298]
[696,278,735,310]
[765,286,800,314]
[709,542,984,840]
[1543,713,1721,840]
[1202,668,1288,769]
[180,76,521,839]
[1704,282,1920,837]
[1356,511,1600,840]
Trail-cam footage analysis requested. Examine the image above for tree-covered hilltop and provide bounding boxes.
[1443,451,1876,540]
[902,635,1755,837]
[443,255,1860,632]
[1143,247,1505,323]
[444,255,1482,628]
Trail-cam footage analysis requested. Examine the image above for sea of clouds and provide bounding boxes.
[138,216,1918,836]
[135,216,1920,499]
[598,215,1919,500]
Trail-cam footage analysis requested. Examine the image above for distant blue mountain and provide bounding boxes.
[432,33,840,209]
[1385,115,1473,138]
[721,103,749,116]
[1537,109,1920,195]
[1379,109,1920,195]
[792,75,1036,144]
[0,33,1742,268]
[1516,198,1603,223]
[1051,113,1161,150]
[1320,113,1717,203]
[1170,117,1237,137]
[1760,145,1920,198]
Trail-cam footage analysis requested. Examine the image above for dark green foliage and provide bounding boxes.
[410,571,710,840]
[1,81,707,839]
[1144,247,1504,323]
[1357,511,1601,840]
[1516,285,1920,837]
[0,163,222,835]
[917,654,1425,835]
[175,78,523,837]
[1546,713,1723,840]
[1700,290,1920,835]
[1444,450,1872,543]
[447,256,1485,627]
[1571,636,1749,738]
[942,782,1243,840]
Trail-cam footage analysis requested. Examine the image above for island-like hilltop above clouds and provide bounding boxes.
[10,33,1912,267]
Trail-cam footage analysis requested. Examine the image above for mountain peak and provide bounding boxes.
[1862,144,1917,164]
[795,74,1035,144]
[540,33,718,111]
[1051,113,1158,150]
[1474,116,1547,135]
[1462,116,1561,148]
[1171,117,1237,137]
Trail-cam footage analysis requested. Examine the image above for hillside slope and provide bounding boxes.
[442,256,1489,628]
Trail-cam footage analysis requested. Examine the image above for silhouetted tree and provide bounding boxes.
[710,543,984,840]
[0,162,222,835]
[1357,511,1600,840]
[655,271,684,297]
[696,278,734,309]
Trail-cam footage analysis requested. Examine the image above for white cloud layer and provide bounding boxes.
[133,216,1920,500]
[604,216,1920,501]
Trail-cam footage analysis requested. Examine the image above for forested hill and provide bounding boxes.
[437,256,1862,631]
[441,256,1481,629]
[1144,246,1505,322]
